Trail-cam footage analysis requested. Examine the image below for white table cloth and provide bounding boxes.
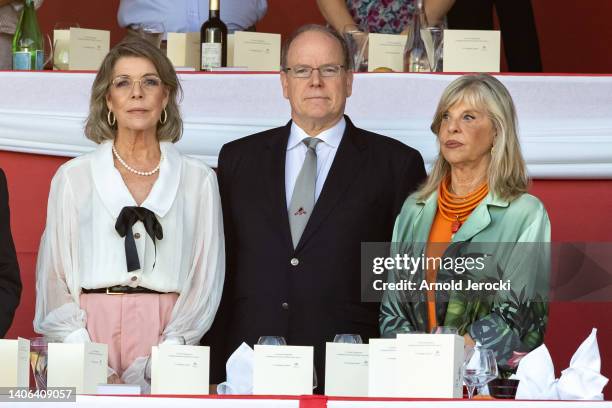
[0,72,611,178]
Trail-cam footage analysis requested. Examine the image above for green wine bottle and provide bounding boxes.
[12,0,44,70]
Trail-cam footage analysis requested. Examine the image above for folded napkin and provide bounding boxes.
[512,328,608,400]
[217,342,254,395]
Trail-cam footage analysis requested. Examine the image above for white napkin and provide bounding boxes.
[512,343,559,399]
[557,328,608,400]
[512,328,608,400]
[216,342,254,395]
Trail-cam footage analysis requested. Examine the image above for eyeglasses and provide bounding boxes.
[110,75,163,94]
[284,64,345,78]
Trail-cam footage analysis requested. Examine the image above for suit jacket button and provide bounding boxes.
[281,302,289,310]
[290,258,299,266]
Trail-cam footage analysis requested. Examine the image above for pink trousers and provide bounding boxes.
[80,292,178,376]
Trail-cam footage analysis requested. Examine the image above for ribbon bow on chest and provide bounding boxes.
[115,206,163,272]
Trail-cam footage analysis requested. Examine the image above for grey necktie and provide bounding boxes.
[289,137,322,248]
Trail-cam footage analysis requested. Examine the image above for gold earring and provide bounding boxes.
[107,111,116,126]
[159,108,167,124]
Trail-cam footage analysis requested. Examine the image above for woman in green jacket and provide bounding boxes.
[380,74,550,373]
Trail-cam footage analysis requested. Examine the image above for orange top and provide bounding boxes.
[425,178,488,331]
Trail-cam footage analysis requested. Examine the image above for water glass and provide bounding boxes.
[421,26,444,72]
[30,337,50,390]
[343,30,369,72]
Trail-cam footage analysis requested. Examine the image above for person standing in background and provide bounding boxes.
[118,0,268,34]
[317,0,455,35]
[0,168,21,337]
[0,0,43,70]
[447,0,542,72]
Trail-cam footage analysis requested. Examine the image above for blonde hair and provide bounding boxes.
[417,74,528,202]
[85,38,183,143]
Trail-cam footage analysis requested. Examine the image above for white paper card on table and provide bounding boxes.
[325,342,369,396]
[227,33,235,67]
[368,338,398,397]
[396,333,464,398]
[47,342,107,394]
[443,29,500,73]
[0,338,30,387]
[167,32,200,70]
[150,345,210,395]
[367,33,407,72]
[233,31,281,71]
[253,345,313,395]
[63,28,110,71]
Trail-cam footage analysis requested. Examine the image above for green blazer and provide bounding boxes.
[380,190,551,371]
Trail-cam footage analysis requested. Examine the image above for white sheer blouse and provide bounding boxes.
[33,140,225,384]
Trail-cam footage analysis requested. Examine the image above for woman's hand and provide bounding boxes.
[107,373,123,384]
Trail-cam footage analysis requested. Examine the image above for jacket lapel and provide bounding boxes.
[264,121,293,251]
[295,116,367,251]
[452,193,509,242]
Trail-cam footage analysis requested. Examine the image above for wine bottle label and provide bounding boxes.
[201,43,222,70]
[13,52,31,70]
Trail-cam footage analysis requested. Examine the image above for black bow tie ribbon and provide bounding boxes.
[115,206,163,272]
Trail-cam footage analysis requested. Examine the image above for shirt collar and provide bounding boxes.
[287,117,346,151]
[91,140,182,219]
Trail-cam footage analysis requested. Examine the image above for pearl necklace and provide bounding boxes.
[112,144,163,176]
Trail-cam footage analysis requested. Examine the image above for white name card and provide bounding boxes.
[325,342,369,396]
[233,31,281,71]
[368,33,407,72]
[47,342,107,394]
[396,333,464,398]
[368,338,398,397]
[0,338,29,387]
[53,28,110,71]
[150,345,210,395]
[443,29,501,73]
[253,345,313,395]
[167,32,201,70]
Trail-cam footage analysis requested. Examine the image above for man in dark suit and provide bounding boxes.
[205,24,426,391]
[0,168,21,337]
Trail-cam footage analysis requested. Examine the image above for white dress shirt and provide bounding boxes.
[34,140,225,352]
[285,117,346,208]
[117,0,268,33]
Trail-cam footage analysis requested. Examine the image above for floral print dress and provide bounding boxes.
[346,0,416,33]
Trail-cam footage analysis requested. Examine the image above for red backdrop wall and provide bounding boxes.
[1,149,611,399]
[38,0,612,73]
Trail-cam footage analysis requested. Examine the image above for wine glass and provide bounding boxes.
[256,336,287,346]
[462,345,498,399]
[333,334,363,344]
[430,326,458,335]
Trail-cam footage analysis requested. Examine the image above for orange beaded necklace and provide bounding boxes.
[437,176,489,233]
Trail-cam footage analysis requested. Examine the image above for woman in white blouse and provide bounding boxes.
[34,39,224,388]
